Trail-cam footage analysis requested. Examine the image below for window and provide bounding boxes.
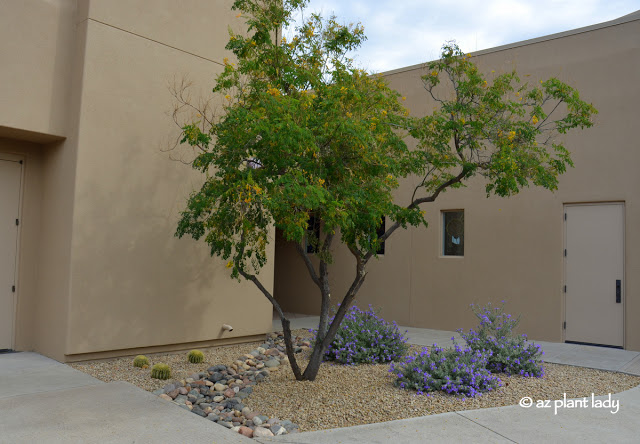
[376,216,386,255]
[305,215,320,254]
[442,210,464,256]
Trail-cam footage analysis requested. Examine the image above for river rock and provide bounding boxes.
[253,427,274,438]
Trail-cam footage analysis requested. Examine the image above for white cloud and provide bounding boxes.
[288,0,639,72]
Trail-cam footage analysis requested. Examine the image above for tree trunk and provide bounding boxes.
[279,316,304,380]
[301,342,325,380]
[297,257,367,381]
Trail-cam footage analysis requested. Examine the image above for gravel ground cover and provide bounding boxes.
[71,330,640,433]
[70,339,264,393]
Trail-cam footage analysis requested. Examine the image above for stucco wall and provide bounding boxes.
[64,1,274,357]
[0,0,76,138]
[79,0,247,63]
[0,0,81,360]
[274,16,640,349]
[1,0,275,359]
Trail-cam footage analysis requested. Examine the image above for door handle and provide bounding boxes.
[616,280,621,303]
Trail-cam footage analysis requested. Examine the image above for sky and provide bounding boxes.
[287,0,640,73]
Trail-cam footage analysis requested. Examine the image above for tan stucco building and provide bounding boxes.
[275,11,640,351]
[0,0,273,361]
[1,2,638,361]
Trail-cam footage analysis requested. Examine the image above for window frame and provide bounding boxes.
[441,209,465,257]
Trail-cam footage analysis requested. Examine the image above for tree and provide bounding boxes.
[175,0,597,381]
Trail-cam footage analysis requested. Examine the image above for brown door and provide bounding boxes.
[0,157,21,350]
[564,203,624,347]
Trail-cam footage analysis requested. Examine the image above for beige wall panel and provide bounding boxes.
[390,19,639,346]
[0,0,76,137]
[29,17,93,361]
[65,20,272,355]
[34,140,78,361]
[405,183,564,341]
[275,18,640,349]
[82,0,247,63]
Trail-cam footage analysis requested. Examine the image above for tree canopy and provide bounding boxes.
[175,0,597,381]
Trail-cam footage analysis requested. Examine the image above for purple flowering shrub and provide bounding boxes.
[460,301,544,377]
[317,305,409,365]
[390,344,501,397]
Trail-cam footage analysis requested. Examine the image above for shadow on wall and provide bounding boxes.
[274,228,321,316]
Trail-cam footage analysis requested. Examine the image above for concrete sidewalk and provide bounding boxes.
[0,352,252,443]
[255,385,640,443]
[2,317,639,444]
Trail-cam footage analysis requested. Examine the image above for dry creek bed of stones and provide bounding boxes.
[71,329,640,437]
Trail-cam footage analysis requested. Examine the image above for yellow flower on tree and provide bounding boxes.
[176,15,597,382]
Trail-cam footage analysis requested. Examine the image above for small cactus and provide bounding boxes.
[188,349,205,364]
[150,363,171,380]
[133,355,150,368]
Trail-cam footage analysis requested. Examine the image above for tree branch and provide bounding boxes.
[236,267,303,380]
[294,243,322,288]
[364,167,469,263]
[317,248,367,355]
[235,232,304,379]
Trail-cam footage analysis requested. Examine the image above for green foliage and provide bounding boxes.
[175,2,596,281]
[150,363,172,380]
[187,349,205,363]
[133,355,150,368]
[390,344,501,397]
[176,0,421,277]
[173,0,597,383]
[415,42,597,198]
[460,302,544,377]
